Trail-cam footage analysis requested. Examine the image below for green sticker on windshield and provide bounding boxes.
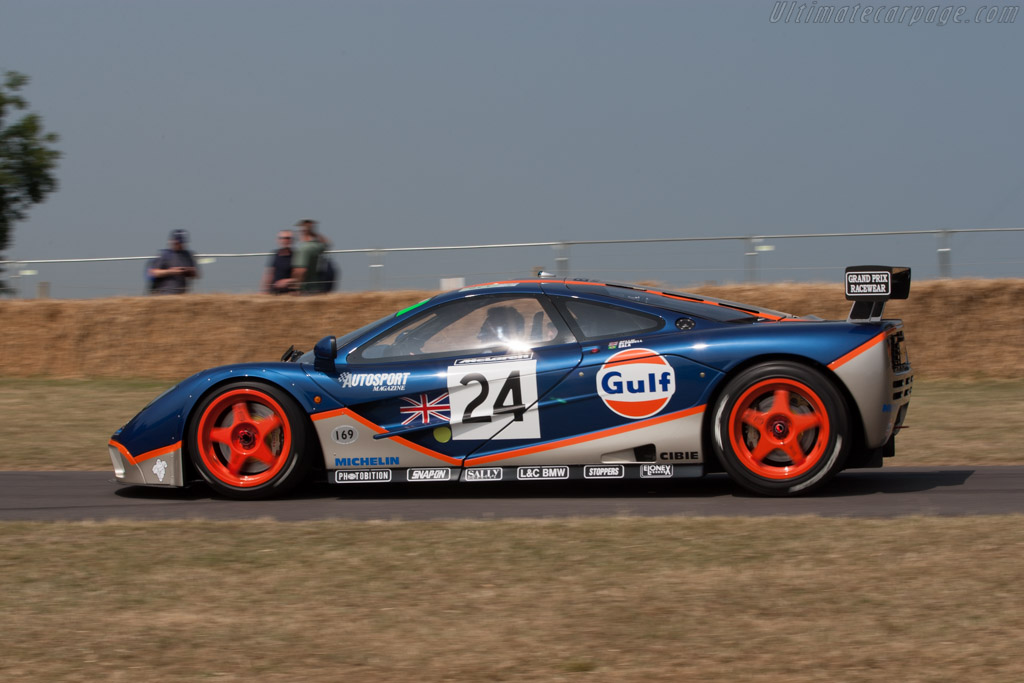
[395,298,430,317]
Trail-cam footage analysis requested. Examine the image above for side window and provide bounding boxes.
[353,295,570,363]
[560,299,663,340]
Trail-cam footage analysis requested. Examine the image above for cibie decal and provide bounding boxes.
[400,392,451,425]
[596,348,676,419]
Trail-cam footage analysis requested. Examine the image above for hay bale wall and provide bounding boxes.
[0,280,1019,380]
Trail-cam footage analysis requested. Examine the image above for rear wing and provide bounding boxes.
[845,265,911,322]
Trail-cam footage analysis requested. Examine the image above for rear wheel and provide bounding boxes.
[712,362,849,496]
[188,381,310,499]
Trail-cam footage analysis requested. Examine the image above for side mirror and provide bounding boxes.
[313,335,338,374]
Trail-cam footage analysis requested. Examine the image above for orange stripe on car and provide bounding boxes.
[469,404,706,465]
[311,407,348,421]
[827,331,887,370]
[654,291,785,321]
[311,404,704,467]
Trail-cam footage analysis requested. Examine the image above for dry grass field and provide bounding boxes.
[2,516,1023,682]
[0,278,1021,380]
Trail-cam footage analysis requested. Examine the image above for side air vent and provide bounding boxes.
[633,444,657,462]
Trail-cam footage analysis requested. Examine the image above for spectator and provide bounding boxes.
[147,229,199,294]
[291,219,327,294]
[262,230,296,294]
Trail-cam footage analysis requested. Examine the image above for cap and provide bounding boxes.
[169,229,189,244]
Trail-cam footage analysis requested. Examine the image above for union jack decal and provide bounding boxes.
[399,392,451,426]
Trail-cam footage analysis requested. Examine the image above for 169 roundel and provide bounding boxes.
[596,348,676,419]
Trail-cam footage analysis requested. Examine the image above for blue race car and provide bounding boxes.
[109,266,913,499]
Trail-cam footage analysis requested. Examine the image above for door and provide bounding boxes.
[332,293,582,479]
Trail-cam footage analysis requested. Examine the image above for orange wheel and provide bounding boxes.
[713,362,849,496]
[189,382,309,499]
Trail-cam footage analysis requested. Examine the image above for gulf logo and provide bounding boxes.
[596,348,676,419]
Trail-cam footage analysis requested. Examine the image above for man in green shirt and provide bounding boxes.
[290,219,327,293]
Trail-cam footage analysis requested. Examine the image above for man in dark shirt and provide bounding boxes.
[262,230,296,294]
[148,229,199,294]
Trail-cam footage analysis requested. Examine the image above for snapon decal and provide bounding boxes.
[407,468,451,482]
[596,348,676,419]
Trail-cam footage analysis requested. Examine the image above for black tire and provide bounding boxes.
[187,381,310,500]
[711,362,849,496]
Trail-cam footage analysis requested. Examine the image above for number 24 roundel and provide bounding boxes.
[446,360,539,441]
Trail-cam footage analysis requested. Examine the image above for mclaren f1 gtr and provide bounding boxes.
[109,266,913,498]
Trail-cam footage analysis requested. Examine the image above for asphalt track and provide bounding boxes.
[1,466,1022,521]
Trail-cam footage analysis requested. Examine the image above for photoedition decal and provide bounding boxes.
[335,469,392,483]
[596,348,676,419]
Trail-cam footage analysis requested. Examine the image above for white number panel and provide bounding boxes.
[446,360,540,440]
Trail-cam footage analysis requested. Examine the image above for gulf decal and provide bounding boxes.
[596,348,676,419]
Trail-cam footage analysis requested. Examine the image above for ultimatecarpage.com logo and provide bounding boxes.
[769,2,1019,26]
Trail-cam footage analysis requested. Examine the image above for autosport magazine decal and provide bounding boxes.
[596,348,676,419]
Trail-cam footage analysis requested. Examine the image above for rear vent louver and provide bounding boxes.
[633,444,657,462]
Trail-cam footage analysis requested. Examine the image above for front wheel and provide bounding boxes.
[711,362,850,496]
[188,381,310,500]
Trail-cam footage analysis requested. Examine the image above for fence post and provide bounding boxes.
[554,242,570,278]
[369,249,384,290]
[744,237,757,282]
[937,231,952,278]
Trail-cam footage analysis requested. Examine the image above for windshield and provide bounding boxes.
[296,311,412,365]
[335,313,399,350]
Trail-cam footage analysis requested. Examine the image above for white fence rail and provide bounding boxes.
[2,228,1022,298]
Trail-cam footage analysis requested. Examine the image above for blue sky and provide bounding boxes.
[2,0,1022,296]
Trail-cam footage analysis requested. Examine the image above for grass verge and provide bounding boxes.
[0,377,1020,470]
[2,516,1022,682]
